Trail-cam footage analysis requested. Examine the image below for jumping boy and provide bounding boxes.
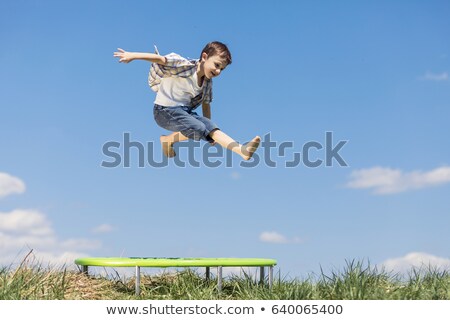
[113,41,260,160]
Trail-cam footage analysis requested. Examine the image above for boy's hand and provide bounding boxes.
[113,48,134,63]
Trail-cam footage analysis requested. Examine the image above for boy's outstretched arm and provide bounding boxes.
[113,48,166,65]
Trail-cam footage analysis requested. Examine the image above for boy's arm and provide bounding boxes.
[202,102,211,119]
[113,48,166,65]
[202,102,215,145]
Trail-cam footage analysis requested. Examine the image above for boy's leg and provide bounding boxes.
[189,113,260,160]
[160,129,260,160]
[154,106,260,160]
[154,106,210,158]
[160,132,189,158]
[209,130,260,160]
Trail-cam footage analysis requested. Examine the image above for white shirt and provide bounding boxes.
[154,69,204,107]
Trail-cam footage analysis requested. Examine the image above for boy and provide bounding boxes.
[113,41,260,160]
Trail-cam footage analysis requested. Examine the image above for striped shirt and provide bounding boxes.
[148,47,212,108]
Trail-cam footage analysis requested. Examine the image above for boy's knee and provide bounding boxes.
[193,122,207,132]
[183,123,207,140]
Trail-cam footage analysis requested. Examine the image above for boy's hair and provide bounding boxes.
[200,41,232,65]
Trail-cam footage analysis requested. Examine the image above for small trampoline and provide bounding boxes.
[75,257,277,295]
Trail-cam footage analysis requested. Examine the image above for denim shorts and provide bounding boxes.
[153,104,219,142]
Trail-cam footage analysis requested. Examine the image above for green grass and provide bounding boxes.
[1,260,449,300]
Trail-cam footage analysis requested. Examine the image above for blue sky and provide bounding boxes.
[1,0,449,278]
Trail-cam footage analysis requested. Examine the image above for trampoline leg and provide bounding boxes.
[259,266,265,285]
[135,266,141,296]
[269,266,273,290]
[206,267,210,281]
[82,265,89,275]
[217,266,223,292]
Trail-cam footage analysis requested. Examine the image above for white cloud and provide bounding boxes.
[260,231,288,244]
[0,209,53,236]
[0,209,100,267]
[0,232,56,251]
[0,173,101,268]
[25,250,91,269]
[91,224,115,234]
[231,172,241,180]
[60,238,102,251]
[259,231,302,244]
[0,172,26,198]
[346,166,450,194]
[420,71,448,81]
[380,252,450,274]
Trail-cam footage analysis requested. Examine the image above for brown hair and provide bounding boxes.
[200,41,232,65]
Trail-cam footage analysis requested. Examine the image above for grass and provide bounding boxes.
[1,259,449,300]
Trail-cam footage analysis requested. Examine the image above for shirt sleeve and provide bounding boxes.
[163,53,194,67]
[149,52,197,92]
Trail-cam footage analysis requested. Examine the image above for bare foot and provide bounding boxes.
[242,136,261,160]
[160,135,176,158]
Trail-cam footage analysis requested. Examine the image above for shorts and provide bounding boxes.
[153,104,219,142]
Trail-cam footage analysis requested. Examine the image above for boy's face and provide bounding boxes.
[201,53,228,79]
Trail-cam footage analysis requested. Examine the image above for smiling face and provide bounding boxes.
[200,53,228,79]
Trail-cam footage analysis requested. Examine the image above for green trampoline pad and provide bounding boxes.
[75,257,277,268]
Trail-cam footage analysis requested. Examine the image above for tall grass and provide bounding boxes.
[1,259,449,300]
